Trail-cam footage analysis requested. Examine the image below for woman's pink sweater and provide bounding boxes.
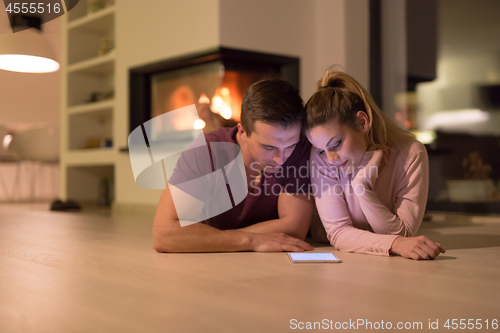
[310,138,429,256]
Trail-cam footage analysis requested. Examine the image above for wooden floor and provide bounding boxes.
[1,204,499,333]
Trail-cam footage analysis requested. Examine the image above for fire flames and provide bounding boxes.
[193,87,241,130]
[210,87,233,120]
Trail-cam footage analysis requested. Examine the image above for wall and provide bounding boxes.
[219,0,368,100]
[345,0,370,90]
[406,0,437,81]
[112,0,370,208]
[219,0,318,98]
[417,0,500,134]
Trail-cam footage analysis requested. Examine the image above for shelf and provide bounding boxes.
[66,164,114,206]
[68,100,115,115]
[62,0,117,204]
[68,52,115,75]
[68,6,115,33]
[68,108,113,150]
[65,148,116,166]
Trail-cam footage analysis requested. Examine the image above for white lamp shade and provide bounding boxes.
[0,29,60,73]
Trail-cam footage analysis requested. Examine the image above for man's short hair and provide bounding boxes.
[240,78,304,136]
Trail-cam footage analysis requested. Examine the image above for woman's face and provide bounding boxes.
[306,116,369,175]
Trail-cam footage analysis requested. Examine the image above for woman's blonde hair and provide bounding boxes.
[306,66,413,155]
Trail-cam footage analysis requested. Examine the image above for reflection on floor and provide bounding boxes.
[420,211,500,250]
[0,201,112,217]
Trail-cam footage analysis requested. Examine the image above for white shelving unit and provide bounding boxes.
[68,51,115,75]
[68,99,115,115]
[61,0,116,206]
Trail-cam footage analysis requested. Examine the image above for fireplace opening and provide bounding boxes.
[129,47,299,141]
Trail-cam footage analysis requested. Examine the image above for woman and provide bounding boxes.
[306,66,445,260]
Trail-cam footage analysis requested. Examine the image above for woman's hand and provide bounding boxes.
[390,235,445,260]
[352,149,384,191]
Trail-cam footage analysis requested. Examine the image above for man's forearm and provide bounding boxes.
[240,217,309,239]
[153,222,254,253]
[240,193,313,239]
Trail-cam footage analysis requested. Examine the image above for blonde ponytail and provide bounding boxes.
[306,65,413,156]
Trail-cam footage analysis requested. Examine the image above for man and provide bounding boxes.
[153,78,314,252]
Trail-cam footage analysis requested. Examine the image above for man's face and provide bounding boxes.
[239,121,301,174]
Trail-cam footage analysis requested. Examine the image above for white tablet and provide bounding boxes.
[288,252,342,263]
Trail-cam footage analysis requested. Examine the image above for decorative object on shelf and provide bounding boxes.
[85,137,113,149]
[100,139,113,148]
[88,90,114,103]
[462,151,493,180]
[87,0,106,14]
[98,37,112,56]
[447,151,499,202]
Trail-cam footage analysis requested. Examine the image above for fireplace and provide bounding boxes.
[129,47,299,138]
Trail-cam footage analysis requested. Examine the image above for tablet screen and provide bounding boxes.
[288,252,341,262]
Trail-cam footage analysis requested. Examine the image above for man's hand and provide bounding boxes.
[154,188,314,253]
[390,235,445,260]
[249,232,314,252]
